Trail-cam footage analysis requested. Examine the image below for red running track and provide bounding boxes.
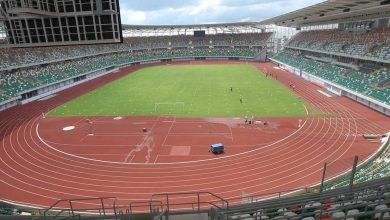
[0,61,389,210]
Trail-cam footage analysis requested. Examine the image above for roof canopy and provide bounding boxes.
[120,0,390,32]
[260,0,390,28]
[122,22,268,33]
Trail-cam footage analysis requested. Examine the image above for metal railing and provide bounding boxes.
[150,191,229,215]
[37,197,117,220]
[214,176,390,220]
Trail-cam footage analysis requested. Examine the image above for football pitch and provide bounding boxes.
[49,64,307,117]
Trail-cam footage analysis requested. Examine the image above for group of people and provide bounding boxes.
[265,72,278,80]
[244,116,255,125]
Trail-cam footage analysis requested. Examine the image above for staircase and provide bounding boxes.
[254,49,267,61]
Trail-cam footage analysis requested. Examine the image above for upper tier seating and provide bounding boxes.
[287,28,390,61]
[0,33,271,70]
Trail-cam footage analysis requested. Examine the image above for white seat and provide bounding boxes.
[375,204,388,210]
[346,209,359,220]
[332,211,345,218]
[375,212,390,219]
[284,212,297,216]
[347,209,359,215]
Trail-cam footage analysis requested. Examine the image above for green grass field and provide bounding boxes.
[49,64,307,117]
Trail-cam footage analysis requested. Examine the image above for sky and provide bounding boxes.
[119,0,324,25]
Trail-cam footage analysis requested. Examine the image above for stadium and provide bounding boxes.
[0,0,389,219]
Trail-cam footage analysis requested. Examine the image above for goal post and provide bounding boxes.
[154,102,185,114]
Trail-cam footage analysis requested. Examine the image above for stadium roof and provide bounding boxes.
[260,0,390,27]
[121,22,269,35]
[122,22,266,31]
[121,0,390,32]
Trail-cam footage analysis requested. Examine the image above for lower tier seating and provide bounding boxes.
[271,51,390,105]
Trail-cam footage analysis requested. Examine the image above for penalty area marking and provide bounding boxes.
[63,126,75,131]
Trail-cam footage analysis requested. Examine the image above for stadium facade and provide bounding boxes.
[0,0,122,46]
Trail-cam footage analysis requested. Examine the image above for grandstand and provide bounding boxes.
[266,0,390,116]
[0,29,272,109]
[0,0,389,219]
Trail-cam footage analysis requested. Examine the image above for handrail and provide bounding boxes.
[40,197,117,219]
[151,191,229,214]
[223,187,311,206]
[128,200,163,213]
[153,209,167,220]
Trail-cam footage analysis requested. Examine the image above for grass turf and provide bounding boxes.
[49,64,307,117]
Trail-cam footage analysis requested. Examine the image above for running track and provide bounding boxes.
[0,61,389,210]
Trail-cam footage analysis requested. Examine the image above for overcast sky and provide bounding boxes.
[119,0,324,25]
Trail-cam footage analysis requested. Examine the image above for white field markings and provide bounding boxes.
[29,67,366,177]
[337,104,388,134]
[309,100,360,185]
[3,68,380,198]
[123,116,160,163]
[320,98,384,135]
[3,120,330,198]
[297,75,387,134]
[33,72,310,168]
[36,114,309,166]
[32,104,332,188]
[153,119,338,191]
[152,154,214,164]
[34,76,308,169]
[8,116,177,196]
[297,74,366,156]
[228,123,234,141]
[0,115,72,202]
[280,79,352,170]
[166,132,232,136]
[315,73,382,134]
[77,154,129,156]
[160,117,176,149]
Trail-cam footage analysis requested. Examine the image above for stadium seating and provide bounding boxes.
[0,33,271,103]
[0,47,262,103]
[214,176,390,220]
[0,33,271,70]
[323,137,390,191]
[271,51,390,105]
[287,28,390,61]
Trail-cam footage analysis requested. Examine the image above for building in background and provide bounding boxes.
[0,0,122,47]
